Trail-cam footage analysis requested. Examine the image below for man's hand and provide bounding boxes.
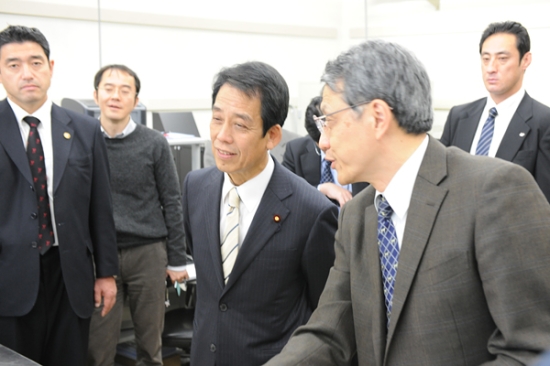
[94,277,117,317]
[166,269,189,284]
[319,182,353,207]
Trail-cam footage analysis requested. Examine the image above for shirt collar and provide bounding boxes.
[8,97,52,126]
[375,135,429,220]
[222,153,275,213]
[101,117,137,139]
[486,87,525,113]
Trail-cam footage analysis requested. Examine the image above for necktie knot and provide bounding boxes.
[489,107,498,119]
[377,195,394,218]
[24,116,41,128]
[227,187,240,210]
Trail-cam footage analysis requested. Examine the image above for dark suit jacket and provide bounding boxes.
[282,136,368,198]
[266,137,550,366]
[0,100,118,318]
[440,93,550,202]
[182,157,338,366]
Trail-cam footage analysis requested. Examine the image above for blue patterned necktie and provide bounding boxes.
[320,158,334,184]
[24,116,55,255]
[475,107,498,156]
[377,195,399,327]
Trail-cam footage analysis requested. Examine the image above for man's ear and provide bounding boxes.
[266,124,282,150]
[93,90,98,104]
[521,52,532,71]
[371,99,393,140]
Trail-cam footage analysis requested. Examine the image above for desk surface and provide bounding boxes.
[0,345,40,365]
[163,132,208,146]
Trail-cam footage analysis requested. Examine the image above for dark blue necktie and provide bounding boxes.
[24,116,55,254]
[320,158,334,184]
[475,107,498,156]
[377,195,399,327]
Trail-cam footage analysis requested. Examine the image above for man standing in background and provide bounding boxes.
[87,64,188,366]
[0,25,118,365]
[283,95,367,207]
[440,21,550,202]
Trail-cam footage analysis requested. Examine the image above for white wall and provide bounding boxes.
[2,0,550,139]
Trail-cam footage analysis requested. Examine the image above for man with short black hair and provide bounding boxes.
[87,64,188,366]
[182,61,338,366]
[0,25,118,366]
[441,21,550,202]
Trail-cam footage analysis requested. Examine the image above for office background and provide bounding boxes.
[1,0,550,138]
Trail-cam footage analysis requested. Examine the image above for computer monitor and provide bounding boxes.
[152,111,200,136]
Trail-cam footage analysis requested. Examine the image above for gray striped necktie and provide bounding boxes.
[221,187,240,284]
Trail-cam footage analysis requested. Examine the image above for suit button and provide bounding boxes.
[30,212,38,219]
[219,303,227,312]
[210,344,216,352]
[31,241,38,248]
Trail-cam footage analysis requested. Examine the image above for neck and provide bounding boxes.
[101,116,131,137]
[369,133,426,193]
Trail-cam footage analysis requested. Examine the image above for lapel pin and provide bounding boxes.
[273,215,281,223]
[63,132,71,140]
[519,132,526,137]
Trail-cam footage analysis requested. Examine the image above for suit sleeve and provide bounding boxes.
[155,137,187,266]
[266,203,356,366]
[182,173,193,257]
[477,163,550,365]
[439,107,454,146]
[301,203,338,308]
[89,123,118,278]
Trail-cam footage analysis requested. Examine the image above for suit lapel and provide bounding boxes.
[0,100,33,185]
[204,169,226,290]
[496,93,532,161]
[300,139,321,185]
[455,98,486,152]
[51,105,74,193]
[385,137,449,355]
[223,160,291,292]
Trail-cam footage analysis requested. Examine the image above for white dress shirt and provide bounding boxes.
[9,98,59,246]
[375,135,429,249]
[100,117,137,139]
[469,88,525,157]
[219,153,274,248]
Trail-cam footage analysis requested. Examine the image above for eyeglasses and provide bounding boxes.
[314,100,392,133]
[98,85,136,98]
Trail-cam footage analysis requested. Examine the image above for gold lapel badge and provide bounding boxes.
[273,215,281,223]
[63,132,71,140]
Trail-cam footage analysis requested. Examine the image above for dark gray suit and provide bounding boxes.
[440,93,550,202]
[282,136,368,197]
[266,137,550,365]
[182,157,338,366]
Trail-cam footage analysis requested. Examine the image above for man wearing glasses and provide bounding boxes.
[87,65,188,366]
[282,96,367,207]
[266,40,550,365]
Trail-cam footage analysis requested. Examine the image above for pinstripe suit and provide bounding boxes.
[266,136,550,366]
[182,157,338,366]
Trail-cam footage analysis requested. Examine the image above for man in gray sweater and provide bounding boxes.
[87,64,188,366]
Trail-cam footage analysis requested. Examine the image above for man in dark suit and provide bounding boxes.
[0,25,118,365]
[266,40,550,365]
[283,96,367,207]
[440,21,550,202]
[182,61,338,366]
